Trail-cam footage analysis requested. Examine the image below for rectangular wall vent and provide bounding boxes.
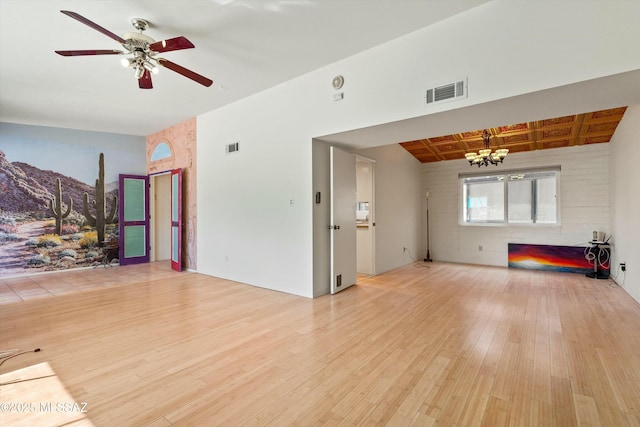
[226,142,239,154]
[425,78,467,105]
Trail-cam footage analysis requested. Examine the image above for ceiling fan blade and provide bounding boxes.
[139,70,153,89]
[149,36,195,53]
[60,10,126,44]
[157,58,213,87]
[55,49,123,57]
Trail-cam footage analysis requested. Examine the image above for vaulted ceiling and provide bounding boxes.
[399,107,627,163]
[0,0,489,136]
[2,1,636,156]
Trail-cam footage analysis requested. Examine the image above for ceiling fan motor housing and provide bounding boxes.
[123,32,156,47]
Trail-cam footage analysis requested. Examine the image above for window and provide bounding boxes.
[150,141,172,161]
[463,175,505,223]
[461,167,559,225]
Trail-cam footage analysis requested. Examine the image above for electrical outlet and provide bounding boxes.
[621,263,626,272]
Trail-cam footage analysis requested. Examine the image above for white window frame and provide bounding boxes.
[459,166,561,226]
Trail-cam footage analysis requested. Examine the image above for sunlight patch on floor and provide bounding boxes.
[0,362,94,426]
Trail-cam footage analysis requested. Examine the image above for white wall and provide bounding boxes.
[197,87,316,297]
[421,144,610,266]
[197,1,640,297]
[610,105,640,303]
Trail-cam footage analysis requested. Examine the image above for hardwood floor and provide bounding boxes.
[0,262,180,304]
[1,262,639,426]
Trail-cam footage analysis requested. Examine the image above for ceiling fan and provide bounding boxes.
[55,10,213,89]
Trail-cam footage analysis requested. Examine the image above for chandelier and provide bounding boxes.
[465,130,509,167]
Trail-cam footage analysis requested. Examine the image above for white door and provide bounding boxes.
[330,146,357,294]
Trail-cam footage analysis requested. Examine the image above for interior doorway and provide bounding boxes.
[356,156,375,276]
[311,141,377,296]
[150,173,171,262]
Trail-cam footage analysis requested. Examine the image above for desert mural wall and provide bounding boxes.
[0,122,146,276]
[146,118,197,271]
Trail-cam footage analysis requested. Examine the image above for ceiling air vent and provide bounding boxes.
[425,78,467,105]
[226,142,239,154]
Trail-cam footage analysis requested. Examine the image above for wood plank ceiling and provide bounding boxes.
[399,107,627,163]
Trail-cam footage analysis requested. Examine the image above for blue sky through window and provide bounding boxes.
[151,142,172,161]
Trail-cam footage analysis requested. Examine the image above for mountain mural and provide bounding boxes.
[0,150,117,216]
[0,150,51,212]
[1,149,122,276]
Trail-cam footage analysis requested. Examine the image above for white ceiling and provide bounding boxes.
[0,0,489,137]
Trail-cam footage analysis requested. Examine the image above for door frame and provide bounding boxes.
[149,171,171,262]
[148,169,183,271]
[355,154,376,276]
[170,168,183,272]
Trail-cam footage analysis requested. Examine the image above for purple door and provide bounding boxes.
[118,174,150,265]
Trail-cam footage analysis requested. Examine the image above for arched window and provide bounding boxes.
[150,141,172,161]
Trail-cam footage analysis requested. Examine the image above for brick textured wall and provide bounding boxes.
[421,144,609,266]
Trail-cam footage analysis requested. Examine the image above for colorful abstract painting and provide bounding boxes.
[508,243,608,275]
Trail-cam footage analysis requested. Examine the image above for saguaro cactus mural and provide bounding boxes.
[48,177,72,235]
[83,153,117,247]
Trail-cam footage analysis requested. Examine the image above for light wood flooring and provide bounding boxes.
[1,262,639,426]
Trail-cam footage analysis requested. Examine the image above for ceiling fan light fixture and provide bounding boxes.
[121,57,133,68]
[134,65,145,79]
[143,59,159,74]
